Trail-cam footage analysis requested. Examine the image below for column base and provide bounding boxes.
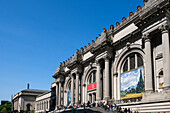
[55,106,58,110]
[144,90,154,94]
[104,96,110,100]
[71,102,74,106]
[142,90,170,103]
[96,98,101,101]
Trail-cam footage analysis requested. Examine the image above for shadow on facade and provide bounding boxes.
[50,86,56,111]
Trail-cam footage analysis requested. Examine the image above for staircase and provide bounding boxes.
[89,107,116,113]
[118,101,170,112]
[52,107,117,113]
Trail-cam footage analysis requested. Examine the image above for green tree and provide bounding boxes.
[136,69,144,93]
[1,107,7,113]
[0,102,12,113]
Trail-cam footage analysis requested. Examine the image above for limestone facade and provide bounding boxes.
[13,0,170,112]
[51,0,170,112]
[35,91,51,113]
[12,89,48,112]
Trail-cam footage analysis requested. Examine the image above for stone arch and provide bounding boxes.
[81,64,97,103]
[114,44,145,74]
[83,66,96,85]
[113,44,145,100]
[64,77,71,91]
[157,68,164,90]
[26,103,31,111]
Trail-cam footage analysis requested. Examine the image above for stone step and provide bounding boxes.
[50,107,117,113]
[89,107,116,113]
[119,101,170,112]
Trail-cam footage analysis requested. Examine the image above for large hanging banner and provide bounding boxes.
[121,67,144,100]
[87,82,97,91]
[67,91,71,105]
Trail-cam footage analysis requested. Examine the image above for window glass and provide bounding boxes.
[93,72,96,83]
[123,59,128,72]
[130,55,135,70]
[89,75,92,84]
[123,53,143,72]
[137,55,143,67]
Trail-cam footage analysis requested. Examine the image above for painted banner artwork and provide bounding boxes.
[87,82,97,91]
[67,91,71,105]
[121,67,144,99]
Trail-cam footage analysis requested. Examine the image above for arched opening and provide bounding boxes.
[120,53,144,103]
[157,69,164,92]
[67,80,71,106]
[84,67,97,103]
[26,103,31,111]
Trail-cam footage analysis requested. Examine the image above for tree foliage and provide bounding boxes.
[0,102,12,113]
[136,69,144,93]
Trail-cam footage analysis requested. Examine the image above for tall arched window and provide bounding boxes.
[122,53,143,72]
[88,71,96,84]
[120,53,144,101]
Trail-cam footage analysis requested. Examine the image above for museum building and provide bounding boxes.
[50,0,170,112]
[13,0,170,112]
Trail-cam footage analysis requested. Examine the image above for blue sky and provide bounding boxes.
[0,0,144,102]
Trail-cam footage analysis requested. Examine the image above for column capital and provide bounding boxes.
[142,33,151,42]
[104,56,111,62]
[159,23,169,34]
[76,71,81,75]
[95,60,100,66]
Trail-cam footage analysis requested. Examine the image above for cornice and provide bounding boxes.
[135,0,169,29]
[112,29,141,49]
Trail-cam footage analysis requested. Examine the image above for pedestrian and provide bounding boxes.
[114,103,117,111]
[100,101,102,107]
[125,108,127,113]
[110,104,113,111]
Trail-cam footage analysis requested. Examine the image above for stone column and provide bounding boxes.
[111,61,114,99]
[113,74,117,100]
[96,60,101,101]
[82,84,86,103]
[104,56,110,100]
[143,33,153,92]
[48,100,50,109]
[56,82,59,107]
[76,72,79,104]
[92,93,95,103]
[160,24,170,89]
[64,90,67,106]
[58,82,61,106]
[61,85,64,105]
[71,75,74,105]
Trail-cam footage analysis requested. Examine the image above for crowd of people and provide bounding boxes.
[55,101,139,113]
[95,101,134,113]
